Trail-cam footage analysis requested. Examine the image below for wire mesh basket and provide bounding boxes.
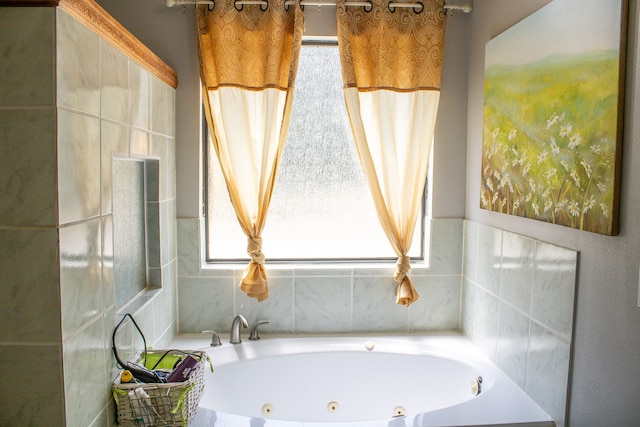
[112,349,208,427]
[111,314,211,427]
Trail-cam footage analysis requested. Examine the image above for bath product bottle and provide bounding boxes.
[120,370,133,383]
[166,355,199,382]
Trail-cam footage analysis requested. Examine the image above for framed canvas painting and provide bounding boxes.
[481,0,628,235]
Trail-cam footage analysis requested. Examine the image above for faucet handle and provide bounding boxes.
[249,321,269,340]
[201,330,222,347]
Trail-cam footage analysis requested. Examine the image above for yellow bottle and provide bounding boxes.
[120,370,133,383]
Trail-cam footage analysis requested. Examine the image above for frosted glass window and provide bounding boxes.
[206,45,424,261]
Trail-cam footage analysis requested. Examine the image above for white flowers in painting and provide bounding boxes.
[568,133,582,149]
[580,160,592,179]
[560,123,573,137]
[482,107,615,232]
[537,150,548,164]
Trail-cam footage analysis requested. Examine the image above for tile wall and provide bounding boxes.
[0,6,177,427]
[177,218,464,333]
[462,220,577,427]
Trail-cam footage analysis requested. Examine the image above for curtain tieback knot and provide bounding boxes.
[247,236,266,265]
[394,255,411,284]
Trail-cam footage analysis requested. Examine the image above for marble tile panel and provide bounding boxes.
[294,277,352,333]
[472,287,500,360]
[476,224,503,295]
[353,267,396,277]
[409,275,461,331]
[151,76,168,135]
[166,138,176,199]
[0,109,57,227]
[496,302,530,388]
[90,405,113,427]
[463,220,479,282]
[101,40,129,123]
[0,344,65,426]
[0,8,55,107]
[178,277,235,333]
[146,201,161,269]
[151,134,173,201]
[294,268,353,277]
[101,122,129,215]
[112,159,146,310]
[235,276,294,333]
[428,218,463,275]
[263,268,294,278]
[102,309,118,379]
[178,219,202,277]
[129,63,150,129]
[353,276,408,332]
[57,109,100,224]
[499,232,535,315]
[167,88,176,137]
[60,218,102,339]
[161,199,177,266]
[148,267,162,288]
[531,242,577,338]
[0,229,61,342]
[130,128,150,156]
[102,215,115,311]
[146,158,160,203]
[525,323,571,427]
[131,298,157,344]
[56,9,100,115]
[153,264,177,341]
[461,277,475,337]
[200,267,238,278]
[63,316,110,427]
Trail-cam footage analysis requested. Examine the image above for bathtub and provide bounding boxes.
[169,333,556,427]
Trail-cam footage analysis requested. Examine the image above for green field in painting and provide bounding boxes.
[482,50,621,234]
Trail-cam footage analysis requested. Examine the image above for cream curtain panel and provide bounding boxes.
[197,0,303,301]
[337,0,447,306]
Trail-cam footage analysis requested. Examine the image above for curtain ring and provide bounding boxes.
[388,1,395,12]
[260,0,268,11]
[413,1,423,13]
[234,0,243,11]
[363,1,372,12]
[208,1,215,11]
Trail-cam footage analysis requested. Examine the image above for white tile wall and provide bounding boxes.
[462,220,577,427]
[177,218,465,334]
[0,7,178,426]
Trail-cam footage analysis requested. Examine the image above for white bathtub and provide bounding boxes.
[169,333,556,427]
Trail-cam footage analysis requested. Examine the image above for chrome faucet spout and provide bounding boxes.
[230,314,249,344]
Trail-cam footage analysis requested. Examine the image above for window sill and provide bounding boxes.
[200,259,430,274]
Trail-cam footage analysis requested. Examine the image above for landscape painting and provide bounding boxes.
[481,0,627,235]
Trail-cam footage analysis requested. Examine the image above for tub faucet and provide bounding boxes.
[230,314,248,344]
[201,329,222,347]
[249,321,269,340]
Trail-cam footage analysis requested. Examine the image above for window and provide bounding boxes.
[205,44,426,262]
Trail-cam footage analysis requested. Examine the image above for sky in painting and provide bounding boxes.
[485,0,622,68]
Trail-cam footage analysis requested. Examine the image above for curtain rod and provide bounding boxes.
[166,0,472,13]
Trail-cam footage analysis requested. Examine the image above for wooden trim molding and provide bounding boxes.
[1,0,178,88]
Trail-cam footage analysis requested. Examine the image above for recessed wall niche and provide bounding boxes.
[112,156,160,310]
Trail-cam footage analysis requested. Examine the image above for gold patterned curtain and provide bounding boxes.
[197,0,303,301]
[337,0,447,306]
